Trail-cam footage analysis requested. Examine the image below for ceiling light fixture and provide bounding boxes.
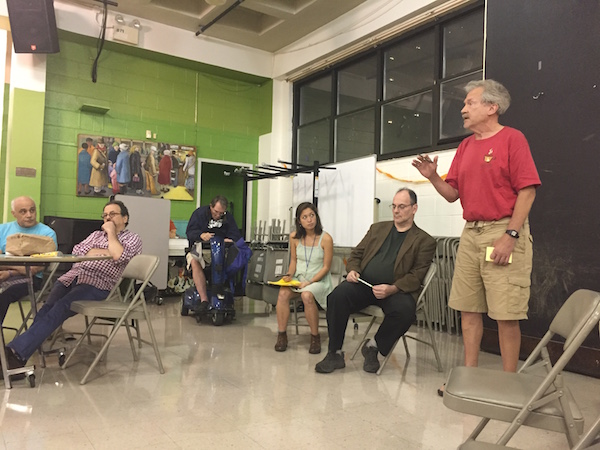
[205,0,227,5]
[131,19,141,29]
[115,14,125,24]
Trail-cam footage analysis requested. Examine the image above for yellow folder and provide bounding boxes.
[267,278,301,287]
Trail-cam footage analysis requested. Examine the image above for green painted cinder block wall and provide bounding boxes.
[41,37,272,223]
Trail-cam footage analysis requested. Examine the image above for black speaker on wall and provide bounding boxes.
[6,0,60,54]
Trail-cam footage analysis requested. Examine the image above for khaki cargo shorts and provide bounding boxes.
[448,218,533,321]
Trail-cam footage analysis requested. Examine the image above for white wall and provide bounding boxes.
[376,150,464,237]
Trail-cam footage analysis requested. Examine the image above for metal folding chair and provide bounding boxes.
[350,262,441,374]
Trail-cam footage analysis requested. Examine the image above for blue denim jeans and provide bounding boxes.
[8,281,108,361]
[0,277,42,324]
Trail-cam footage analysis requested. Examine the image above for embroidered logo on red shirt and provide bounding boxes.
[484,148,494,163]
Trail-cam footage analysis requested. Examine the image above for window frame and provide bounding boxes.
[292,1,484,165]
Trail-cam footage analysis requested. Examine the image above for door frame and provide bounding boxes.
[196,158,253,239]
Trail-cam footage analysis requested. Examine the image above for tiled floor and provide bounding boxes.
[1,297,598,449]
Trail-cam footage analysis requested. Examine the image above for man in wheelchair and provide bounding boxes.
[185,195,242,313]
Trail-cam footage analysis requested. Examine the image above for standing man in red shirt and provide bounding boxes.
[413,80,541,389]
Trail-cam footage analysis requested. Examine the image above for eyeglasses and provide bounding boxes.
[389,203,414,211]
[101,212,122,219]
[211,207,226,218]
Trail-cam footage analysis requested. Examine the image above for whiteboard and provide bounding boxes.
[115,195,170,289]
[292,155,376,247]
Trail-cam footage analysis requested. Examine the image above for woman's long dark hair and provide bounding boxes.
[294,202,323,240]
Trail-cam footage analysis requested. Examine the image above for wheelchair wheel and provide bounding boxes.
[181,299,189,316]
[211,312,225,326]
[58,351,66,367]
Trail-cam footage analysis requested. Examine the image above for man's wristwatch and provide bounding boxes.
[505,229,519,239]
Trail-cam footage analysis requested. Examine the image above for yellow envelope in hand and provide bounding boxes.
[485,247,512,263]
[268,278,301,287]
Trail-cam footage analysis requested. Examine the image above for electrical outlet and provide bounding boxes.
[146,130,152,139]
[153,133,157,139]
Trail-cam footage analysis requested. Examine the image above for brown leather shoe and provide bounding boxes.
[309,333,321,354]
[274,332,288,352]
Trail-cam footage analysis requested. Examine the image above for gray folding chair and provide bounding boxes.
[350,262,441,374]
[62,254,164,385]
[245,247,266,301]
[261,247,290,306]
[444,289,600,449]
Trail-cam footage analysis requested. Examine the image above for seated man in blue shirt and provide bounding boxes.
[186,195,241,312]
[0,196,57,325]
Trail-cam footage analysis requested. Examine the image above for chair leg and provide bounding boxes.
[141,303,164,374]
[62,317,98,369]
[293,300,299,335]
[124,321,139,361]
[80,314,131,385]
[377,338,400,375]
[350,317,376,360]
[133,319,142,348]
[85,317,92,345]
[402,335,410,359]
[467,418,490,442]
[423,308,444,372]
[573,414,600,450]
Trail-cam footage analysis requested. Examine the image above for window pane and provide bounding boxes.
[443,10,484,78]
[299,75,332,125]
[381,91,432,154]
[338,55,377,114]
[384,31,435,100]
[439,71,483,140]
[335,108,375,162]
[297,119,331,165]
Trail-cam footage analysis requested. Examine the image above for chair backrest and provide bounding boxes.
[416,262,437,304]
[111,254,160,303]
[122,254,160,282]
[330,255,345,287]
[550,289,600,348]
[247,249,267,284]
[262,248,289,283]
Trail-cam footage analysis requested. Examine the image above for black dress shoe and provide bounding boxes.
[438,383,445,397]
[1,347,27,381]
[5,346,26,369]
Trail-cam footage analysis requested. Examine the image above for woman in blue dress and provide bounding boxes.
[274,202,334,354]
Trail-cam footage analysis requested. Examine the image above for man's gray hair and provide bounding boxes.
[465,79,511,115]
[10,196,35,212]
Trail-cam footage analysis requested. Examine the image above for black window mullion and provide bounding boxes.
[330,69,337,164]
[375,47,384,157]
[432,22,442,147]
[292,83,301,165]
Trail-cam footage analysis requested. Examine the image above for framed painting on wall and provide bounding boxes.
[76,134,197,201]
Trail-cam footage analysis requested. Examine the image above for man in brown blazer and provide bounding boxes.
[316,188,436,374]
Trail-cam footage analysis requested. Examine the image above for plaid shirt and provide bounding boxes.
[58,229,142,291]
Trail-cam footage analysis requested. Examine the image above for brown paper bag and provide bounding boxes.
[5,233,57,256]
